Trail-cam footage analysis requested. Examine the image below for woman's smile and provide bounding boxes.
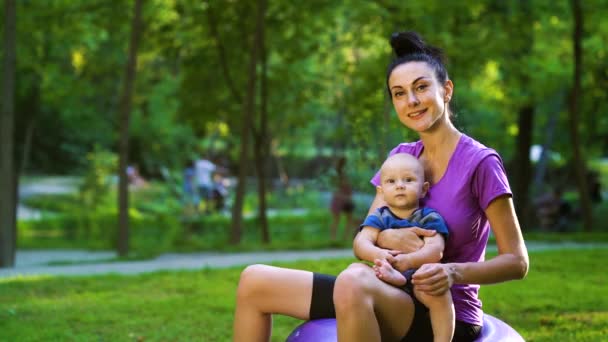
[408,108,428,119]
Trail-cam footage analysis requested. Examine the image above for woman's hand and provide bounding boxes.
[377,228,435,253]
[411,263,454,296]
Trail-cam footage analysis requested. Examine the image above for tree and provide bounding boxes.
[251,0,270,243]
[507,1,536,228]
[568,0,593,231]
[117,0,143,256]
[0,0,17,268]
[229,0,266,244]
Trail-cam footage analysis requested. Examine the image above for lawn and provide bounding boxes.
[1,249,607,341]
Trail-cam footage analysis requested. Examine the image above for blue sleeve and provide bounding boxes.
[359,210,385,231]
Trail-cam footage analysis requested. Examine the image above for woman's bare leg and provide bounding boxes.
[334,263,415,342]
[414,288,454,342]
[233,264,314,342]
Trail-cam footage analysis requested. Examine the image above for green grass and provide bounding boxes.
[480,249,608,341]
[1,249,607,341]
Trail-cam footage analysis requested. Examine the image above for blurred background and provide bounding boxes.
[1,0,607,265]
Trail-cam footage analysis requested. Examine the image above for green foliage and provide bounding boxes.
[78,146,117,210]
[19,169,608,256]
[9,0,608,176]
[7,0,608,249]
[19,180,366,255]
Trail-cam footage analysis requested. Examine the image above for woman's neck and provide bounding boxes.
[418,120,461,158]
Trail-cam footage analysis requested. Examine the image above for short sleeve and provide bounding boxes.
[472,154,512,210]
[360,209,384,231]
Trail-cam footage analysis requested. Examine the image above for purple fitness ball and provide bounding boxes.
[285,318,337,342]
[286,314,524,342]
[473,314,525,342]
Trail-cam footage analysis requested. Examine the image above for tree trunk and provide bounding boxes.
[117,0,144,256]
[569,0,593,231]
[20,119,36,175]
[230,0,265,244]
[509,0,535,230]
[253,0,270,243]
[513,105,534,227]
[0,0,17,268]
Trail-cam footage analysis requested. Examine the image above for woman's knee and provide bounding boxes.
[333,263,375,309]
[236,264,273,302]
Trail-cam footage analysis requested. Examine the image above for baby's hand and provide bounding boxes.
[382,249,401,264]
[377,249,401,264]
[388,250,402,256]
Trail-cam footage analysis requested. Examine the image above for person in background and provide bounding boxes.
[211,170,228,212]
[127,164,148,189]
[588,171,603,204]
[195,155,216,213]
[534,186,572,231]
[182,159,198,213]
[329,156,357,241]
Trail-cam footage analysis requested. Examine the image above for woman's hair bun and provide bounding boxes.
[390,31,444,63]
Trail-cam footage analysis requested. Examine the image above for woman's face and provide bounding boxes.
[388,61,453,133]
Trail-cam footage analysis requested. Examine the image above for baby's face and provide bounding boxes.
[379,155,427,210]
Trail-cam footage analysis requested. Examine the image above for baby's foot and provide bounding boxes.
[373,259,407,287]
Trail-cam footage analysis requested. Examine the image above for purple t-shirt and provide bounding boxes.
[371,134,512,326]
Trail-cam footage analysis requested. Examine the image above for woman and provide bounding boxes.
[233,31,528,342]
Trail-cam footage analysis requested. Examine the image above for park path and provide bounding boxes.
[1,242,607,279]
[1,249,354,278]
[18,176,80,220]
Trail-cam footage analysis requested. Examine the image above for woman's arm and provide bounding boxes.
[450,195,529,283]
[366,190,387,215]
[412,195,529,295]
[353,227,400,263]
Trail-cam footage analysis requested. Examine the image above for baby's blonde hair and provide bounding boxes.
[380,153,425,180]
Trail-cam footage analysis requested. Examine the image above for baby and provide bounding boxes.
[356,153,454,342]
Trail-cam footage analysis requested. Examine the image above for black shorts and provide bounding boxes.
[309,272,481,341]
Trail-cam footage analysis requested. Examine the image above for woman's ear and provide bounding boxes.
[443,79,454,102]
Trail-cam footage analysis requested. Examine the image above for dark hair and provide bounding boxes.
[386,31,449,95]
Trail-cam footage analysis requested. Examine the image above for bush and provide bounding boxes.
[18,174,370,255]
